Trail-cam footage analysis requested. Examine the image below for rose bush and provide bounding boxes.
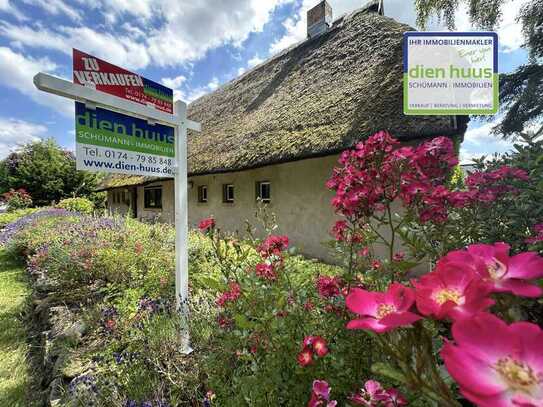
[2,188,33,211]
[200,131,543,406]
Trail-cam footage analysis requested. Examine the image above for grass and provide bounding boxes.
[0,248,36,406]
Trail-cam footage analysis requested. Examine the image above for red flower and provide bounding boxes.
[217,315,232,329]
[316,275,343,298]
[331,220,348,241]
[312,336,329,357]
[104,319,116,331]
[257,235,289,258]
[346,283,422,333]
[198,217,215,233]
[392,252,405,262]
[297,348,314,367]
[216,281,241,307]
[304,300,315,311]
[255,262,277,281]
[358,247,369,257]
[371,260,382,270]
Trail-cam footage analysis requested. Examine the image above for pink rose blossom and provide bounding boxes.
[440,242,543,297]
[308,380,337,407]
[385,388,408,406]
[346,283,422,333]
[412,262,494,320]
[349,380,407,406]
[441,313,543,407]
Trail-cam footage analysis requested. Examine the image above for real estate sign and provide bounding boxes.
[403,32,498,115]
[75,102,175,176]
[73,49,173,114]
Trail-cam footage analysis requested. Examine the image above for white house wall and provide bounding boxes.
[106,154,404,264]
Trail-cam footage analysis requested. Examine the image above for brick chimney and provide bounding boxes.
[307,1,332,38]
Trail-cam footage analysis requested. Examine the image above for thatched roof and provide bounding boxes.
[98,3,467,191]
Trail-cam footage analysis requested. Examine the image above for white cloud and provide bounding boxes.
[0,47,72,116]
[161,75,187,89]
[22,0,82,21]
[161,74,187,100]
[0,22,151,70]
[101,0,154,19]
[0,117,48,159]
[460,119,515,164]
[1,0,294,69]
[463,121,512,148]
[161,75,220,103]
[248,54,264,68]
[0,0,27,20]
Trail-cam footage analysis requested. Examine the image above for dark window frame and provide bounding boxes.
[198,185,208,203]
[256,181,271,203]
[222,184,234,203]
[144,187,163,209]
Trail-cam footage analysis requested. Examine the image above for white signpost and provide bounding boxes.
[34,62,200,353]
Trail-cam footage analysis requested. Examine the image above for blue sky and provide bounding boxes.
[0,0,531,162]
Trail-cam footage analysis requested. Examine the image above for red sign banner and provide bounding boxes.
[72,49,173,114]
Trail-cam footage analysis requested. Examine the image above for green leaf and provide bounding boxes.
[197,276,225,291]
[371,362,407,384]
[234,314,252,329]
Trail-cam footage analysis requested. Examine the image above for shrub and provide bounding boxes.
[2,188,32,211]
[56,197,94,214]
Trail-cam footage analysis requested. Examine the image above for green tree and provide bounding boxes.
[0,139,104,207]
[415,0,543,139]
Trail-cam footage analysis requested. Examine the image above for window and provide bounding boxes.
[123,190,130,205]
[144,187,162,209]
[256,181,271,203]
[198,185,208,203]
[222,184,234,203]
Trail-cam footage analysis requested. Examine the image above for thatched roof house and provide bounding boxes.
[100,1,467,262]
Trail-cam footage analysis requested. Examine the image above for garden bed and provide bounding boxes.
[1,131,542,406]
